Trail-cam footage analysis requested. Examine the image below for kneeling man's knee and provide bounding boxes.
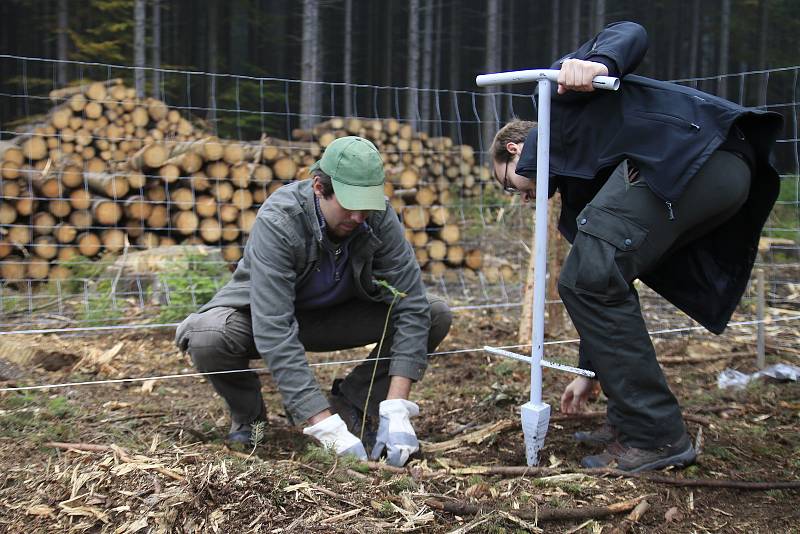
[428,297,452,351]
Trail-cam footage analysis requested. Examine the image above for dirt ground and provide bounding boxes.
[0,306,799,533]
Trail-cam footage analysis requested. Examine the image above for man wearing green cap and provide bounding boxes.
[176,136,452,466]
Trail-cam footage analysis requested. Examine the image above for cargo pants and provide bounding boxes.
[558,151,751,448]
[175,295,452,425]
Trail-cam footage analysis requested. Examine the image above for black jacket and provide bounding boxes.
[516,21,783,334]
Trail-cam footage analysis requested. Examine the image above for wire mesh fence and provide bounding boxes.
[0,55,798,334]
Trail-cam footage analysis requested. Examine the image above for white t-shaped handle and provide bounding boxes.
[476,68,619,90]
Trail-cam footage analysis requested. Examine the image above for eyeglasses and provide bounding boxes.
[497,159,522,195]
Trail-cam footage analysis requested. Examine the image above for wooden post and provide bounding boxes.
[545,195,565,337]
[518,204,536,347]
[756,268,766,369]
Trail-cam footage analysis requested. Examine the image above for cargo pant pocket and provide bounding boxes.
[175,307,250,360]
[560,204,649,302]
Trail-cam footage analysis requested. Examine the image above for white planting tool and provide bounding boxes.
[477,69,618,465]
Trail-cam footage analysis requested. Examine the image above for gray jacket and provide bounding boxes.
[200,180,431,408]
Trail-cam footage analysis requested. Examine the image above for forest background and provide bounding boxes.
[1,0,799,157]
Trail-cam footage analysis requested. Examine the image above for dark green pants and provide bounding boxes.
[177,296,452,425]
[558,152,751,448]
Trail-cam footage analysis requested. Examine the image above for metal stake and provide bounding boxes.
[477,68,619,465]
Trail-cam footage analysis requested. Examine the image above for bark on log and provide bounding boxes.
[85,172,130,199]
[426,497,644,522]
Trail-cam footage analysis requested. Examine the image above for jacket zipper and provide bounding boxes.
[665,201,676,221]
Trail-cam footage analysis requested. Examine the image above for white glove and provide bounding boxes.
[370,399,420,466]
[303,414,367,460]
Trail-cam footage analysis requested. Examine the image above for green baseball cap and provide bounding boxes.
[309,136,386,211]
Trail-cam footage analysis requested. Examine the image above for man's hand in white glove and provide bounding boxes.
[303,413,367,460]
[370,399,420,467]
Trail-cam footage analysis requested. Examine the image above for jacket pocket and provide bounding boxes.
[562,205,649,300]
[633,110,701,132]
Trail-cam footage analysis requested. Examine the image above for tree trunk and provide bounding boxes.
[717,0,731,98]
[757,0,769,106]
[503,0,514,122]
[700,14,713,82]
[448,1,460,140]
[343,0,353,117]
[207,0,219,131]
[481,0,501,157]
[688,0,700,78]
[419,1,434,135]
[300,0,321,130]
[229,0,249,75]
[551,0,560,59]
[133,0,146,99]
[382,0,394,115]
[570,0,581,50]
[594,0,605,34]
[151,0,161,98]
[406,0,420,131]
[57,0,68,86]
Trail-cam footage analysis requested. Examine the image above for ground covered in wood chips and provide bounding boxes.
[0,306,799,533]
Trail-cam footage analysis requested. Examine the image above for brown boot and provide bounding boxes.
[581,433,696,473]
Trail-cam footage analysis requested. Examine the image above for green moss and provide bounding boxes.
[467,474,485,486]
[388,475,416,493]
[44,397,74,419]
[705,445,736,461]
[492,361,515,378]
[378,500,395,517]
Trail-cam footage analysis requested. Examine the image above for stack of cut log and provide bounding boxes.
[0,81,487,284]
[292,117,489,275]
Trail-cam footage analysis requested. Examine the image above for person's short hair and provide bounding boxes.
[491,120,537,163]
[312,169,335,198]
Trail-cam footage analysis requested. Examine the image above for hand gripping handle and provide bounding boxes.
[476,68,619,91]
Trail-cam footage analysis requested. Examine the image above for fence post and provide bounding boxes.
[756,268,766,369]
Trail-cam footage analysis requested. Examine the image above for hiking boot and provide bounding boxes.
[581,433,696,473]
[574,421,618,446]
[329,379,378,451]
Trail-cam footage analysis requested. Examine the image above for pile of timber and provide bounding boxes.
[293,117,489,276]
[0,81,486,284]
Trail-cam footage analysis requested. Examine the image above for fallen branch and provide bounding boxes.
[422,419,518,453]
[448,465,800,490]
[46,442,111,453]
[609,500,650,534]
[426,496,644,522]
[98,411,167,424]
[423,413,710,457]
[550,410,712,427]
[659,353,742,364]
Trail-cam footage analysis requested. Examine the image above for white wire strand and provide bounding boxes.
[1,314,798,393]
